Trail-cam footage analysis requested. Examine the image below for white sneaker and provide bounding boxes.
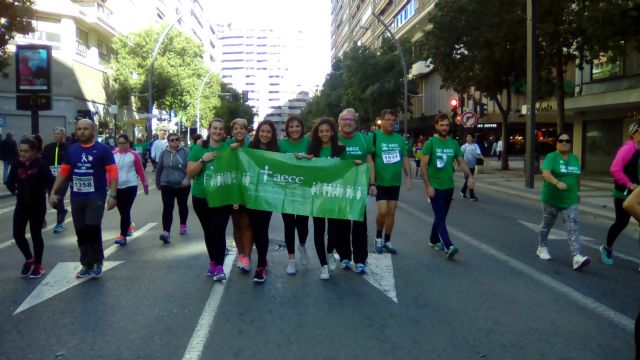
[572,254,591,271]
[320,265,330,280]
[328,252,338,271]
[298,245,309,266]
[536,246,551,260]
[286,260,297,275]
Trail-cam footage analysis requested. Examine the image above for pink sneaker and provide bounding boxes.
[180,224,187,235]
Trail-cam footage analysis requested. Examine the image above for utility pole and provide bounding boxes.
[525,0,538,188]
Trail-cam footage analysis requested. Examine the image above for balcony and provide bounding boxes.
[76,41,88,57]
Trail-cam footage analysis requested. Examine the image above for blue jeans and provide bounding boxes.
[429,188,454,250]
[2,160,11,184]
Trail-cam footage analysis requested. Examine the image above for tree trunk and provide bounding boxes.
[493,84,512,171]
[555,52,566,134]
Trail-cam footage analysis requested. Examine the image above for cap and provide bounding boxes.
[629,122,640,136]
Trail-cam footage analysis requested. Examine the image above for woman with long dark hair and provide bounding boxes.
[307,117,345,280]
[7,136,54,278]
[278,115,311,275]
[187,119,232,282]
[247,120,279,283]
[113,134,148,246]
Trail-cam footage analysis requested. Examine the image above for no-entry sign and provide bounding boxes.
[461,111,478,128]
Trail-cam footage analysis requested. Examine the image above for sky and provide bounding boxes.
[205,0,332,93]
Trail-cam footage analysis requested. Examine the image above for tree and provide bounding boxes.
[537,0,640,133]
[0,0,35,76]
[423,0,527,170]
[214,82,255,127]
[108,25,222,128]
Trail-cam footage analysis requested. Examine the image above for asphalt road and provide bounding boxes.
[0,174,638,360]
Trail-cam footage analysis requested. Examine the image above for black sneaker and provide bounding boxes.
[253,267,266,283]
[470,196,478,202]
[29,264,45,278]
[21,258,34,277]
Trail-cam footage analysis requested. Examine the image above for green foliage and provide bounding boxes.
[108,24,222,125]
[301,38,416,130]
[0,0,35,76]
[213,83,255,128]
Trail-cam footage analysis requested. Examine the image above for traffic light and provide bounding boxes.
[449,98,458,110]
[241,90,249,103]
[458,96,465,109]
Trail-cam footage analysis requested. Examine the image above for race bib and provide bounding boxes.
[73,176,95,192]
[436,154,447,169]
[382,150,401,164]
[50,166,60,176]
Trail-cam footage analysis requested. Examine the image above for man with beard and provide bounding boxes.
[49,119,118,278]
[420,113,474,259]
[42,127,69,233]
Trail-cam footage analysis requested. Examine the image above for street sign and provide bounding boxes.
[16,94,52,111]
[461,111,478,128]
[0,116,6,128]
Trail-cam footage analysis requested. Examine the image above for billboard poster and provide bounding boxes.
[15,44,52,93]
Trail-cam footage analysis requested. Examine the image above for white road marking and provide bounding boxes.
[518,220,595,241]
[13,261,124,315]
[363,253,397,303]
[399,203,635,333]
[12,222,157,315]
[0,217,74,250]
[182,237,236,360]
[519,220,640,264]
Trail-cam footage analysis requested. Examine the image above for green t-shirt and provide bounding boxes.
[373,131,407,186]
[318,145,346,159]
[225,138,250,148]
[541,151,581,208]
[133,143,148,156]
[188,142,230,198]
[279,136,310,154]
[421,136,463,190]
[338,132,373,162]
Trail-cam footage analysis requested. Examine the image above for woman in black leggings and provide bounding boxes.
[7,137,54,278]
[246,120,280,283]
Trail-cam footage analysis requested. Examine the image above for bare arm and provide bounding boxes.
[403,156,413,190]
[420,154,433,199]
[367,154,376,196]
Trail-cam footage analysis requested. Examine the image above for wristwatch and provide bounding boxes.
[199,158,207,165]
[109,194,117,200]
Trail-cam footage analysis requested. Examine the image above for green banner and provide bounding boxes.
[204,148,368,221]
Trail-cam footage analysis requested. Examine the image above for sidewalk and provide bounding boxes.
[453,156,617,222]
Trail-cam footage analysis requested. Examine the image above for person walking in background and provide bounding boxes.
[0,131,18,184]
[187,119,231,282]
[113,134,148,246]
[151,131,168,168]
[307,117,346,280]
[156,132,190,243]
[414,140,424,180]
[49,119,118,279]
[496,138,503,161]
[371,109,413,255]
[7,137,54,278]
[246,120,280,283]
[42,127,69,233]
[460,133,485,201]
[278,115,311,275]
[228,118,254,273]
[536,133,590,270]
[420,113,473,259]
[600,121,640,265]
[132,137,149,170]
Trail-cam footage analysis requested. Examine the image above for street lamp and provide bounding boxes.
[147,13,184,139]
[196,69,214,135]
[371,12,408,137]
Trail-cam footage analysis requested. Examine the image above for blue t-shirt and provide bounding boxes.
[64,141,115,198]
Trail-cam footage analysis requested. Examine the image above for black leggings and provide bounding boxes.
[249,209,272,268]
[13,202,46,265]
[313,217,339,266]
[161,185,190,232]
[192,196,231,265]
[607,197,631,248]
[282,213,308,255]
[116,186,137,237]
[335,210,368,264]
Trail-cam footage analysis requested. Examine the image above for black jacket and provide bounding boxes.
[42,142,67,167]
[0,138,18,163]
[6,157,54,206]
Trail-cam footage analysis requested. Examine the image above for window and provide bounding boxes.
[157,8,165,20]
[98,38,111,62]
[76,27,89,57]
[17,16,61,43]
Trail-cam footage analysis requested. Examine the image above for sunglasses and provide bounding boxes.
[557,139,571,144]
[169,138,180,142]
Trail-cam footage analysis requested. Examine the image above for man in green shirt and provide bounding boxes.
[371,109,412,255]
[334,108,375,273]
[420,113,474,259]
